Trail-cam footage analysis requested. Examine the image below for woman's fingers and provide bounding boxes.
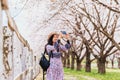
[58,33,63,39]
[65,34,70,39]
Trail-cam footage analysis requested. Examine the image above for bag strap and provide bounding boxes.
[43,45,53,61]
[43,44,47,55]
[49,51,53,59]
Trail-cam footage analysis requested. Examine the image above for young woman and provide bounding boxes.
[46,32,71,80]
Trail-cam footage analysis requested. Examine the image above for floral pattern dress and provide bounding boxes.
[46,40,71,80]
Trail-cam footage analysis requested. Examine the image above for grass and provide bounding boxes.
[64,68,120,80]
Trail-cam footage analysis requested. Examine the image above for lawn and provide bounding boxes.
[64,68,120,80]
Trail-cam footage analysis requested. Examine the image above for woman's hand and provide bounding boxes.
[64,34,70,40]
[59,31,70,40]
[58,33,63,39]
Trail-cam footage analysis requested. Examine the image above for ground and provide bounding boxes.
[34,71,98,80]
[34,68,120,80]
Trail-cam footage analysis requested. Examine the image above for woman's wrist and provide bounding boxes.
[67,40,70,44]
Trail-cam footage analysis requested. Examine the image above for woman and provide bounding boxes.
[46,32,71,80]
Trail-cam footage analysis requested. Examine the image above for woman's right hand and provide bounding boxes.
[58,33,63,39]
[64,34,70,40]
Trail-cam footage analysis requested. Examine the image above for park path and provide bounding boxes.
[34,73,98,80]
[80,75,98,80]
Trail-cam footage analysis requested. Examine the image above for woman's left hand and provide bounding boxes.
[58,33,63,39]
[65,34,70,40]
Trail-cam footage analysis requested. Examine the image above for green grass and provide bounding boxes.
[64,68,120,80]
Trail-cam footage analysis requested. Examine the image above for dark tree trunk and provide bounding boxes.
[67,50,70,68]
[97,57,106,74]
[63,52,67,67]
[110,55,115,69]
[71,51,75,70]
[67,57,70,68]
[117,58,120,69]
[111,60,114,68]
[76,58,82,71]
[85,47,91,72]
[105,60,109,68]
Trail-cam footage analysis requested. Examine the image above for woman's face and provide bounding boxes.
[52,34,59,43]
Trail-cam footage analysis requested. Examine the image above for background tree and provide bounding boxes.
[115,52,120,68]
[57,0,120,74]
[76,0,120,74]
[109,54,116,68]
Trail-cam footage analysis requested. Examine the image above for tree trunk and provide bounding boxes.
[117,58,120,69]
[67,50,70,68]
[85,47,91,72]
[63,52,67,67]
[105,60,109,68]
[76,58,82,71]
[0,2,4,79]
[97,57,106,74]
[111,60,114,68]
[71,51,75,70]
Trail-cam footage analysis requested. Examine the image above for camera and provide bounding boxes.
[61,31,67,35]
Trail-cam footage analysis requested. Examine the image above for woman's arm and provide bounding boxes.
[46,45,55,53]
[58,33,71,51]
[59,40,71,51]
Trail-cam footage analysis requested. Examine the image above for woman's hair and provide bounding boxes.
[47,33,58,45]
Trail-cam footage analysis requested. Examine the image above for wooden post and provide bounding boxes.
[0,0,3,51]
[0,0,3,52]
[0,0,4,80]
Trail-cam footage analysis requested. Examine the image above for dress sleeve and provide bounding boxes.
[59,40,71,51]
[46,45,55,53]
[46,40,71,53]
